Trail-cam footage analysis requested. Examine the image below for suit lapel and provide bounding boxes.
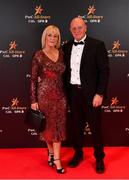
[80,36,91,66]
[67,40,73,58]
[66,40,73,68]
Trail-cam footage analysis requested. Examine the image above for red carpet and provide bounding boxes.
[0,147,129,179]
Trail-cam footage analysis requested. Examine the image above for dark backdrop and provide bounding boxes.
[0,0,129,147]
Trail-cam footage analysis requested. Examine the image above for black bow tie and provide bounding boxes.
[73,41,85,46]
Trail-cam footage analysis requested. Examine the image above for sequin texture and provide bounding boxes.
[31,49,66,142]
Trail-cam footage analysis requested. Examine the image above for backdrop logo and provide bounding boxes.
[25,5,51,24]
[84,122,92,135]
[27,129,38,136]
[112,40,120,50]
[9,41,17,50]
[108,40,128,58]
[11,98,19,108]
[102,97,126,113]
[125,128,129,135]
[26,73,31,78]
[87,5,96,15]
[2,98,27,114]
[61,40,68,46]
[35,5,43,15]
[111,97,119,106]
[0,40,26,59]
[0,130,3,135]
[79,5,103,23]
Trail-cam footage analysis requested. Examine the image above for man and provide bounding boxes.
[63,17,109,173]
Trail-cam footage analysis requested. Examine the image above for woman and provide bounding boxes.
[30,25,66,174]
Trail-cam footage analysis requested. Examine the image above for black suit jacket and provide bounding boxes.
[63,36,109,103]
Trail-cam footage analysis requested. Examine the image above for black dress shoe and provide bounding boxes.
[68,151,83,168]
[96,159,105,173]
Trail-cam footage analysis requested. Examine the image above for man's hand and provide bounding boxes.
[31,102,39,110]
[92,94,103,107]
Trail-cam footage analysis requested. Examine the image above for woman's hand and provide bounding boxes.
[31,102,39,110]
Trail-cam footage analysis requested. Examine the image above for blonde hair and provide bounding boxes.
[41,25,61,49]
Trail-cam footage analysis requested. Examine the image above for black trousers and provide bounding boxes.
[68,85,105,159]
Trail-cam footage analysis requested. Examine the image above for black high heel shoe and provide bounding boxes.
[48,152,54,167]
[53,159,65,174]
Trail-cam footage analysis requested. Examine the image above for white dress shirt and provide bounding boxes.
[70,35,86,85]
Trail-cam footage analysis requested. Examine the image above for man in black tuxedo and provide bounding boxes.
[63,17,109,173]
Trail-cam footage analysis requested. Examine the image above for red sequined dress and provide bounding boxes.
[31,49,66,142]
